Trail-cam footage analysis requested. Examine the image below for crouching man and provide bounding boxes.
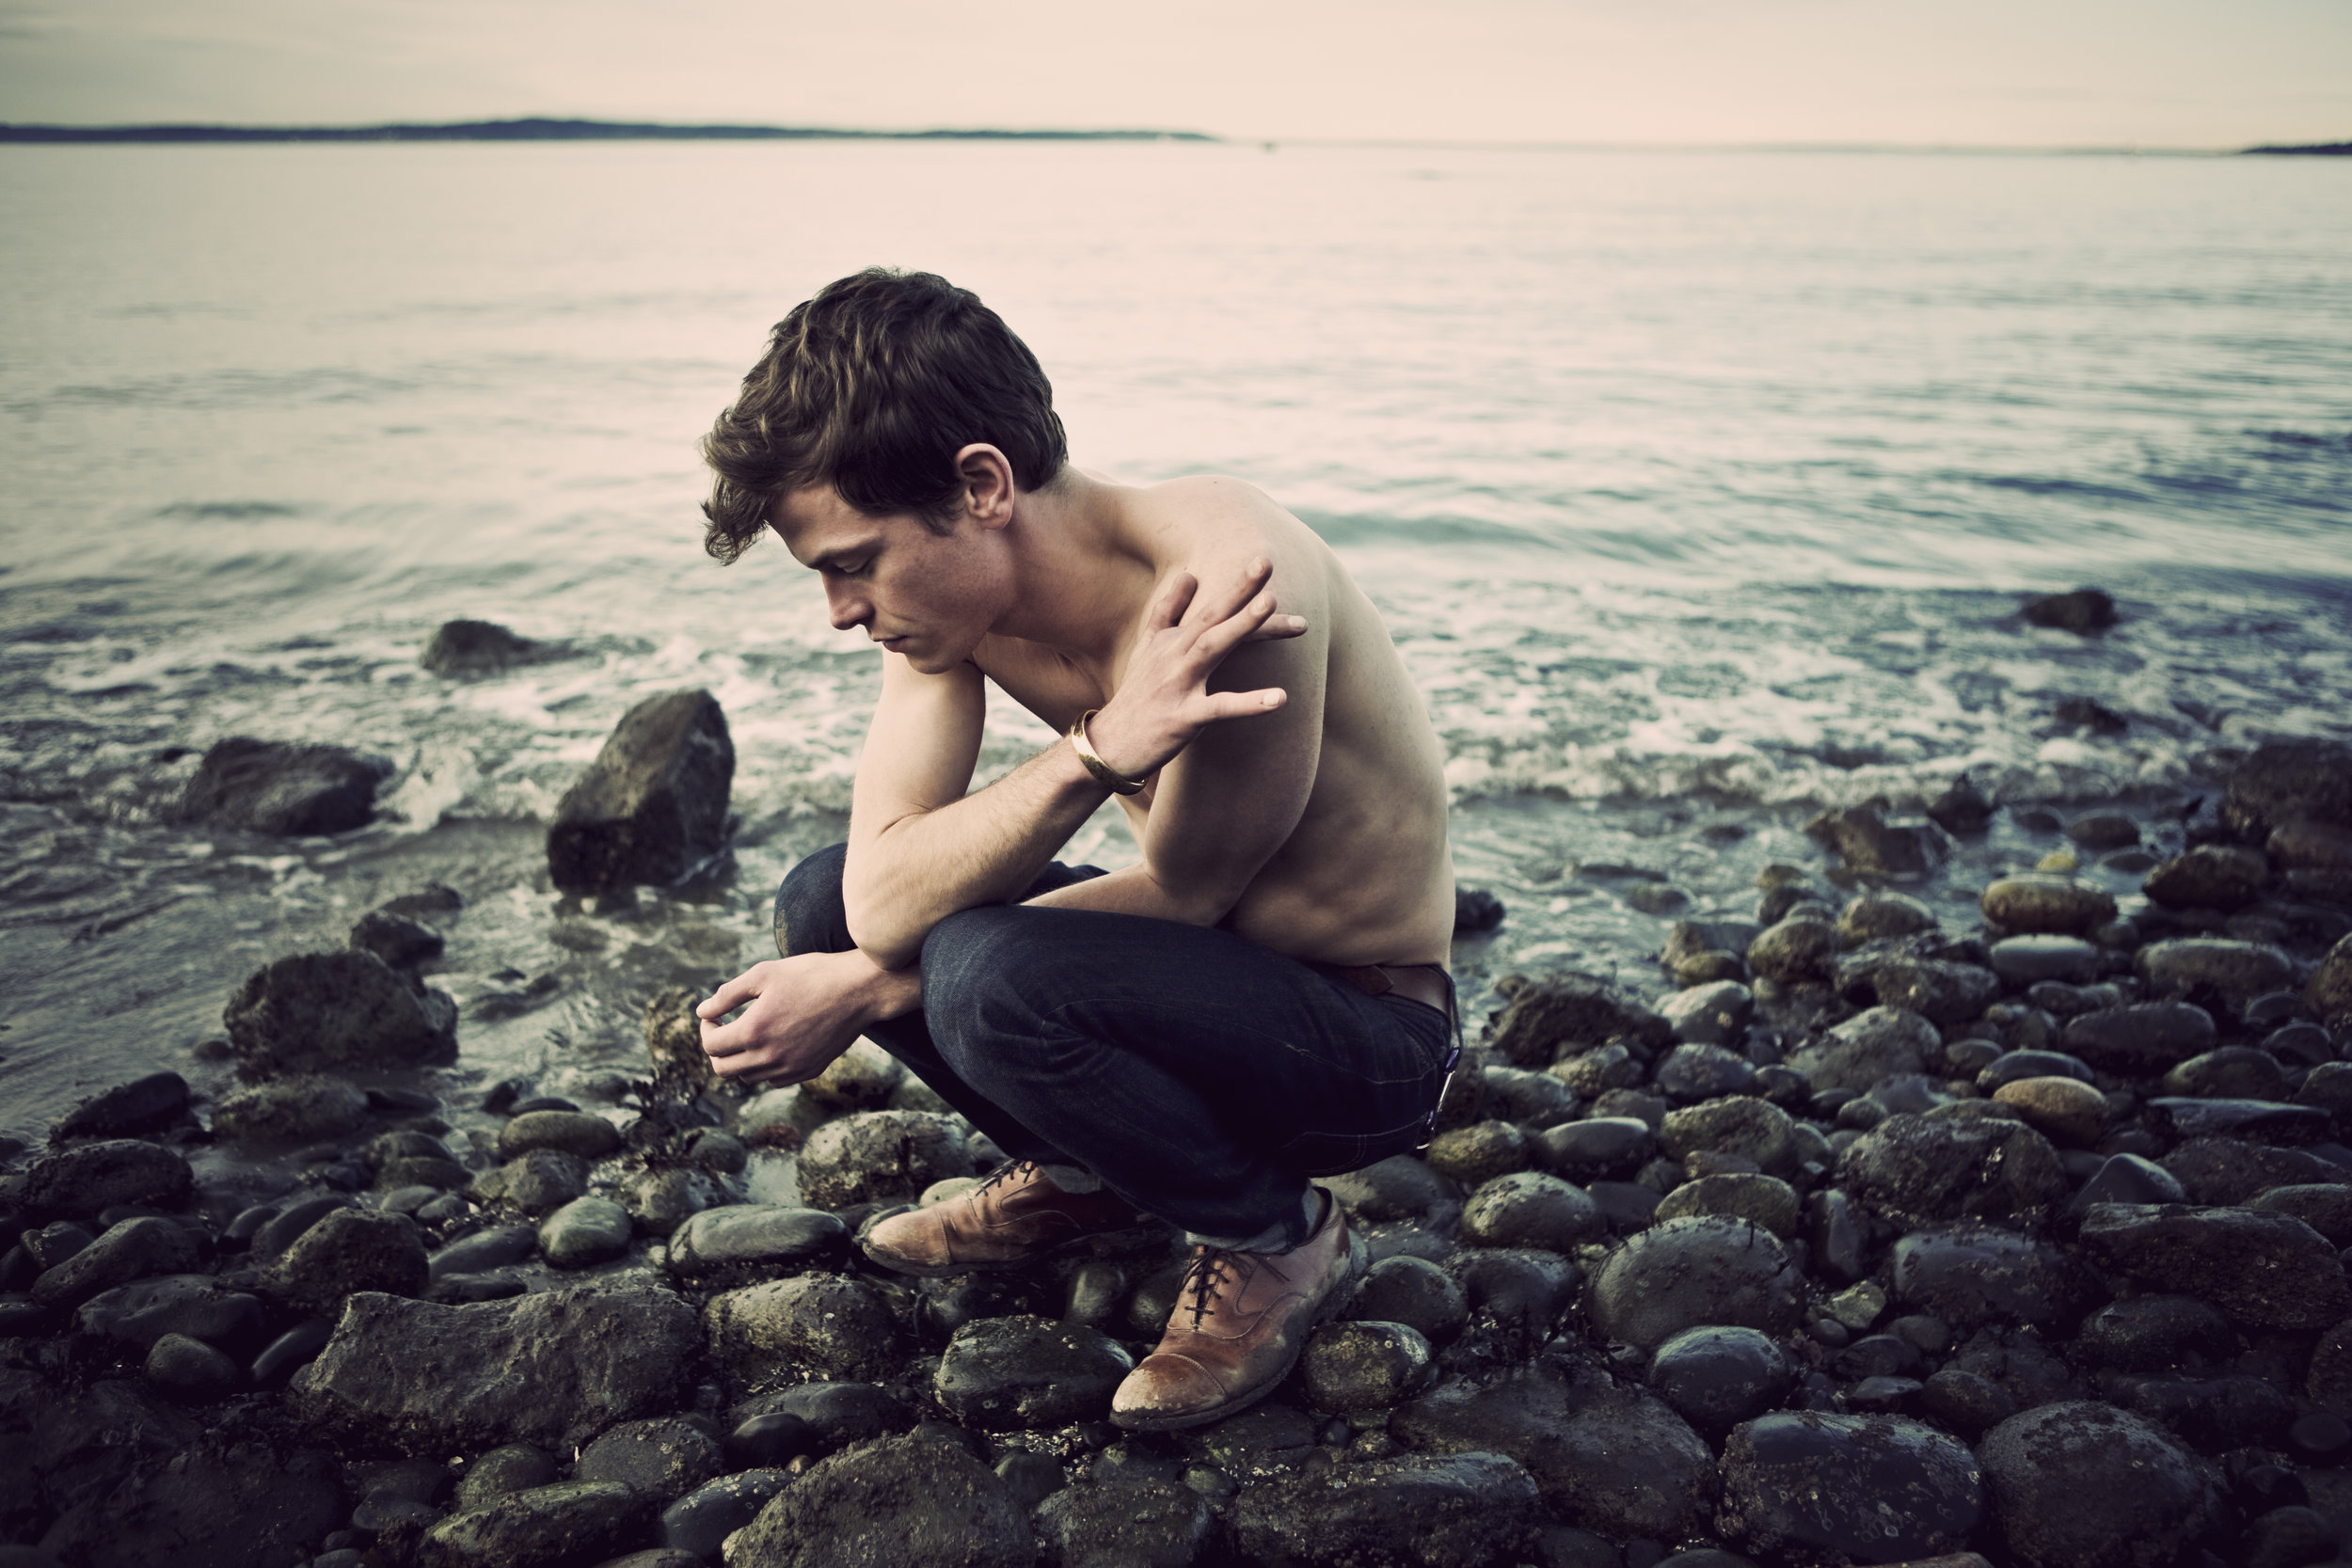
[692,267,1457,1432]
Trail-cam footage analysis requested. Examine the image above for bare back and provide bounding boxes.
[973,477,1455,968]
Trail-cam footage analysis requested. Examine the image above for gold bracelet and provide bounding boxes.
[1068,708,1148,796]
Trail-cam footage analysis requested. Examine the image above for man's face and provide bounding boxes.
[768,484,1006,673]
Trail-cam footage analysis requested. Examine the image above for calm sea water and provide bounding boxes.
[3,141,2348,1147]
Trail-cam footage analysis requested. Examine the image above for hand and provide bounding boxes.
[1085,558,1305,779]
[696,951,877,1086]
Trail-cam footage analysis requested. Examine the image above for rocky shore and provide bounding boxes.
[6,665,2352,1565]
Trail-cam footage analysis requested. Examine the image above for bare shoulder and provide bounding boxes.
[1136,475,1332,603]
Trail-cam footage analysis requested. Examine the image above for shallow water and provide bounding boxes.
[2,140,2348,1146]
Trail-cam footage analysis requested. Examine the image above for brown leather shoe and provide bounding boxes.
[1109,1188,1366,1432]
[859,1161,1151,1277]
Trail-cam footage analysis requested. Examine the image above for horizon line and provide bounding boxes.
[0,118,2344,157]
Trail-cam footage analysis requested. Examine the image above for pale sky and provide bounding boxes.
[2,0,2346,148]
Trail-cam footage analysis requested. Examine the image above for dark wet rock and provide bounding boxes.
[223,949,457,1079]
[1979,1402,2220,1568]
[292,1285,699,1451]
[421,618,542,677]
[2065,1152,2186,1221]
[1459,1171,1603,1252]
[1891,1225,2092,1330]
[29,1433,343,1568]
[1443,1248,1581,1334]
[546,687,733,895]
[1300,1319,1433,1413]
[1393,1366,1714,1540]
[729,1433,1032,1568]
[707,1273,899,1382]
[2151,1097,2329,1145]
[30,1215,198,1308]
[75,1273,262,1348]
[575,1415,725,1504]
[1231,1450,1543,1568]
[1647,1325,1793,1438]
[1746,917,1838,985]
[176,736,389,834]
[1424,1120,1528,1185]
[1454,885,1506,935]
[1480,1065,1581,1131]
[2237,1505,2336,1568]
[796,1110,969,1209]
[1486,973,1671,1066]
[539,1196,631,1268]
[2161,1137,2352,1205]
[1989,935,2103,987]
[618,1166,723,1238]
[498,1109,623,1161]
[1924,774,1995,837]
[1590,1180,1664,1231]
[2067,809,2138,846]
[1870,959,2001,1029]
[2138,938,2297,1006]
[2309,934,2352,1029]
[1806,806,1945,878]
[22,1219,92,1270]
[5,1138,192,1222]
[2223,739,2352,841]
[1806,1188,1867,1282]
[453,1444,560,1512]
[349,908,445,970]
[1658,983,1755,1048]
[1717,1412,1981,1566]
[211,1074,371,1143]
[1653,1173,1800,1238]
[1327,1155,1454,1223]
[469,1149,592,1216]
[1653,1043,1756,1102]
[258,1208,427,1312]
[249,1317,334,1385]
[51,1072,191,1141]
[660,1469,792,1561]
[1553,1042,1646,1097]
[145,1331,241,1399]
[1660,1097,1800,1177]
[2273,818,2352,874]
[427,1224,537,1280]
[2163,1046,2289,1100]
[2117,1372,2291,1451]
[932,1315,1132,1430]
[800,1037,906,1113]
[664,1204,847,1277]
[2022,587,2117,633]
[1990,1075,2109,1145]
[1345,1258,1466,1353]
[1837,892,1939,947]
[1915,1368,2017,1439]
[2074,1294,2236,1373]
[414,1481,645,1568]
[2246,1183,2352,1244]
[1977,1049,2095,1093]
[2080,1202,2351,1329]
[1836,1105,2066,1227]
[1786,1006,1935,1094]
[1585,1215,1805,1351]
[1032,1477,1210,1568]
[1534,1123,1665,1184]
[2145,846,2270,911]
[1981,873,2117,935]
[2061,1001,2217,1072]
[736,1382,917,1456]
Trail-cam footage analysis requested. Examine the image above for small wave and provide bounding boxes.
[154,501,304,520]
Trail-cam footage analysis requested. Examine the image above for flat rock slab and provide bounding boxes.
[546,689,733,895]
[291,1286,699,1452]
[32,1436,343,1568]
[2078,1202,2352,1330]
[664,1205,847,1277]
[1232,1451,1545,1568]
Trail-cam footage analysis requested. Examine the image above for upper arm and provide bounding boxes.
[844,651,984,902]
[1136,562,1329,921]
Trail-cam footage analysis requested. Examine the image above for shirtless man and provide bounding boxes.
[692,267,1456,1432]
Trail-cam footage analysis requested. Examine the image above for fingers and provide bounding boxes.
[1193,591,1288,663]
[1184,557,1273,629]
[697,968,764,1020]
[1239,613,1310,643]
[1149,570,1199,629]
[1195,688,1288,722]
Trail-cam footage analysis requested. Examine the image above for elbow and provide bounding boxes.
[841,880,922,973]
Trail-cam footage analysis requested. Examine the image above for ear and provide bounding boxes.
[952,444,1016,531]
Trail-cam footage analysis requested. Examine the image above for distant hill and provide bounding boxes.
[2241,141,2351,155]
[0,118,1218,145]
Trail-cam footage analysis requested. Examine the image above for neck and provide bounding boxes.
[991,468,1157,662]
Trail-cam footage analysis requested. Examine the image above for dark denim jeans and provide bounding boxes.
[774,842,1454,1247]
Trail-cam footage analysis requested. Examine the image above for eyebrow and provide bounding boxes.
[803,543,874,573]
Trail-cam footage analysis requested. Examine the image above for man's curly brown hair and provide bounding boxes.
[699,268,1069,563]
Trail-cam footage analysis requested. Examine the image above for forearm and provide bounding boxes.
[845,736,1108,969]
[1020,862,1230,927]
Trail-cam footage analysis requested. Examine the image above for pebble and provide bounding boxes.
[211,1076,372,1143]
[1231,1451,1545,1568]
[1786,1006,1937,1094]
[1446,1248,1582,1334]
[2061,1001,2218,1072]
[50,1071,191,1139]
[1992,1075,2110,1144]
[1890,1225,2091,1329]
[1838,892,1939,946]
[1656,982,1754,1047]
[2245,1183,2352,1245]
[2063,1152,2186,1220]
[665,1204,849,1275]
[575,1415,726,1503]
[1459,1171,1604,1252]
[1981,874,2117,935]
[2080,1202,2351,1329]
[1299,1320,1432,1412]
[931,1315,1133,1429]
[427,1224,538,1280]
[1425,1120,1530,1184]
[144,1331,241,1399]
[1746,917,1838,984]
[1719,1412,1983,1564]
[2162,1046,2289,1101]
[706,1274,901,1382]
[621,1166,724,1236]
[2139,938,2297,1006]
[1651,1173,1800,1238]
[1326,1155,1454,1222]
[1979,1402,2222,1568]
[1645,1325,1793,1436]
[1651,1043,1756,1101]
[413,1481,644,1568]
[1836,1104,2067,1226]
[1345,1255,1470,1346]
[725,1433,1033,1568]
[1583,1215,1805,1351]
[1658,1097,1801,1177]
[1989,934,2104,986]
[538,1196,632,1268]
[497,1109,624,1161]
[30,1215,199,1308]
[73,1273,262,1347]
[259,1208,428,1311]
[1037,1476,1216,1568]
[6,1138,193,1221]
[799,1037,906,1111]
[658,1469,792,1560]
[2144,846,2270,910]
[795,1111,970,1209]
[454,1445,560,1512]
[733,1382,916,1455]
[468,1150,591,1216]
[1534,1117,1657,1182]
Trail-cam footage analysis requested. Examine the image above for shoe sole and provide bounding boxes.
[857,1217,1168,1279]
[1108,1227,1371,1433]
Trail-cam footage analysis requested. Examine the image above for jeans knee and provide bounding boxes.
[773,842,851,958]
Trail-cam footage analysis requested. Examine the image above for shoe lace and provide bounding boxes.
[972,1159,1041,1197]
[1178,1247,1248,1329]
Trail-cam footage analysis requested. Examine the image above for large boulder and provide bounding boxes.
[1230,1450,1546,1568]
[1583,1215,1805,1352]
[1837,1106,2067,1227]
[421,618,546,678]
[546,689,734,895]
[727,1433,1034,1568]
[1484,974,1670,1067]
[290,1286,699,1452]
[222,949,457,1079]
[1717,1412,1982,1565]
[31,1436,344,1568]
[1396,1367,1714,1541]
[4,1139,192,1221]
[1978,1402,2221,1568]
[2077,1203,2351,1330]
[256,1209,428,1312]
[176,737,389,835]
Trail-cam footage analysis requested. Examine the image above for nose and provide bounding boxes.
[823,578,869,632]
